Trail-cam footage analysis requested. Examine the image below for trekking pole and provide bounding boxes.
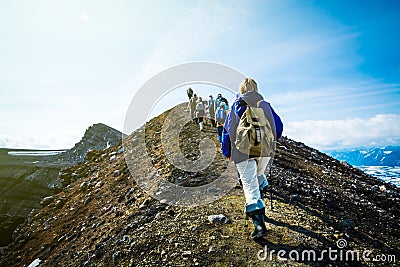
[269,166,273,211]
[269,141,276,211]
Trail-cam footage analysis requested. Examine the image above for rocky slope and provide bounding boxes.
[0,123,124,247]
[0,104,399,266]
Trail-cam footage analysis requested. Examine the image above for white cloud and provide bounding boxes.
[285,114,400,150]
[81,13,89,23]
[266,80,400,123]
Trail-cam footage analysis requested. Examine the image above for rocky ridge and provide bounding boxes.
[0,123,125,247]
[53,123,126,164]
[0,104,399,266]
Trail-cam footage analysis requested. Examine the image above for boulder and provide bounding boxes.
[207,214,229,224]
[40,196,54,207]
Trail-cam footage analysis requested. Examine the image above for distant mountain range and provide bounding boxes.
[326,146,400,167]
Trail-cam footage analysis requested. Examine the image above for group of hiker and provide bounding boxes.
[186,78,283,239]
[187,88,229,143]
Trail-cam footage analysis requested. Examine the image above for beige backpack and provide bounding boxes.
[234,100,274,157]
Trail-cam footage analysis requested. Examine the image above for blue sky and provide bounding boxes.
[0,0,399,150]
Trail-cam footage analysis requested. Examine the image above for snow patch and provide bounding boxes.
[358,166,400,187]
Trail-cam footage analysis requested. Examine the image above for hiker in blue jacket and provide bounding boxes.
[222,78,283,238]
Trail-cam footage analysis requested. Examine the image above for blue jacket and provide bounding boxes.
[221,91,283,164]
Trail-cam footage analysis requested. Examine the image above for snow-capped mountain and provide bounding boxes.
[327,146,400,167]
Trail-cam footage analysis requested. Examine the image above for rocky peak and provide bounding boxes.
[55,123,126,163]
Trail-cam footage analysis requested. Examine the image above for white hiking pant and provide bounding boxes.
[236,157,270,213]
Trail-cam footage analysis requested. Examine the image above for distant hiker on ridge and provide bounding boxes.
[188,94,198,121]
[207,95,216,127]
[215,104,228,145]
[222,78,283,238]
[195,96,205,131]
[186,87,194,100]
[216,93,229,111]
